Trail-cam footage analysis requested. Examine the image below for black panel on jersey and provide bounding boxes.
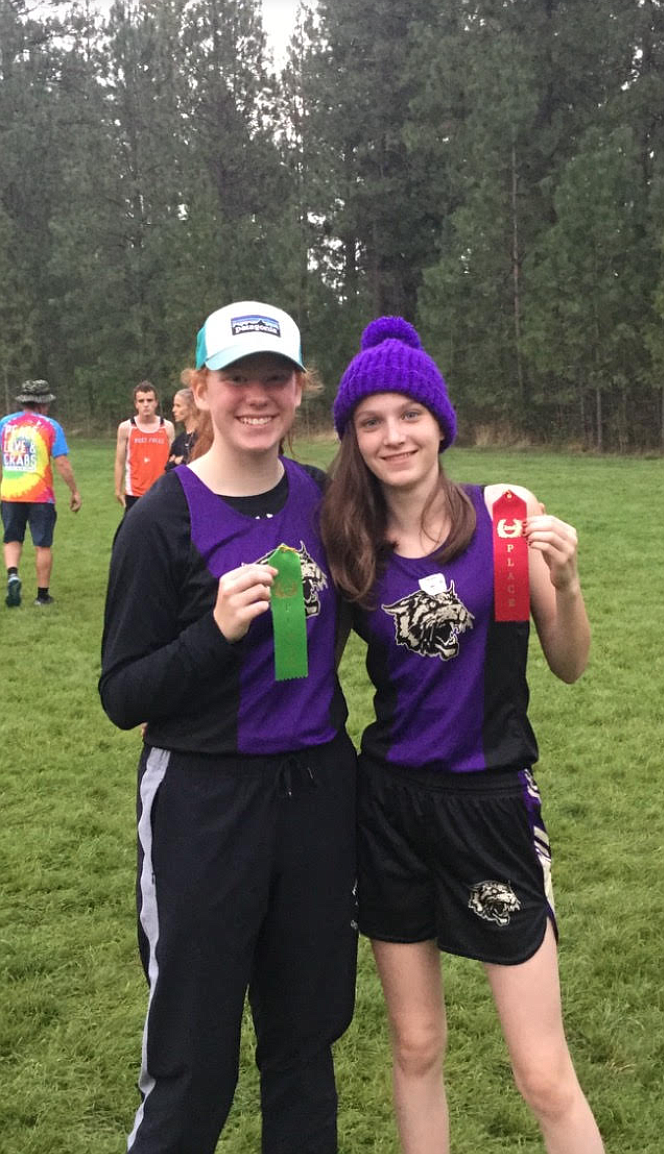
[482,619,539,770]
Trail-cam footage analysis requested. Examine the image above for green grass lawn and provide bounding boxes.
[1,439,662,1152]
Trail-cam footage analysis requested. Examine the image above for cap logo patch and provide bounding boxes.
[231,314,281,338]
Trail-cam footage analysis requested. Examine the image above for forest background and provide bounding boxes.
[2,0,664,452]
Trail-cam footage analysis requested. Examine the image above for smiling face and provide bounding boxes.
[353,391,443,493]
[194,353,303,458]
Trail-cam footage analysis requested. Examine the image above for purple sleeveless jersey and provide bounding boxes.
[177,459,342,755]
[354,485,538,772]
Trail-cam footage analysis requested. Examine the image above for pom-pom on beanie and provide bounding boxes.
[333,316,456,449]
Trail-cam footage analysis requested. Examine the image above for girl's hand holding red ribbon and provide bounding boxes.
[524,513,580,593]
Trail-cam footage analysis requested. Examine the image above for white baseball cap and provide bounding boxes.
[195,301,305,372]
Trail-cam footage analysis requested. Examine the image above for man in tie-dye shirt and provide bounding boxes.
[1,379,81,608]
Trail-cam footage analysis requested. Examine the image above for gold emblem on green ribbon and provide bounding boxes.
[267,544,308,680]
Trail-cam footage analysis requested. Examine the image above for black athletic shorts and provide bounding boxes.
[357,754,557,966]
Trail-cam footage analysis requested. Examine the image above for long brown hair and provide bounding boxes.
[320,423,476,607]
[185,364,321,461]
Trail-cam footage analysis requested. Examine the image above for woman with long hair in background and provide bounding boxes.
[164,383,199,470]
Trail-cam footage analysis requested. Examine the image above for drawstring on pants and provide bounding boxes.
[277,754,318,798]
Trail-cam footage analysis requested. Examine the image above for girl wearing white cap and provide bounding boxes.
[321,317,603,1154]
[100,302,357,1154]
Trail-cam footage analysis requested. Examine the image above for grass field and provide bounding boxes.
[1,438,662,1153]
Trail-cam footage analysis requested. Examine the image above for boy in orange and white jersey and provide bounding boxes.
[114,381,174,512]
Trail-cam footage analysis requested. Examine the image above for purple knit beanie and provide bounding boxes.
[333,316,457,449]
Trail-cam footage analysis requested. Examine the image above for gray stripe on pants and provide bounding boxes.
[127,746,170,1151]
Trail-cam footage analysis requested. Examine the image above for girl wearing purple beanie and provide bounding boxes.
[321,317,603,1154]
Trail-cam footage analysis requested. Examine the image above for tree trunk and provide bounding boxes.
[511,136,525,407]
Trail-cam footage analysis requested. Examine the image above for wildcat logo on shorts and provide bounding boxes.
[468,881,521,926]
[381,582,474,661]
[255,541,327,616]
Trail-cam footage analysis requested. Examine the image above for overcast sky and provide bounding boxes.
[261,0,302,62]
[81,0,305,63]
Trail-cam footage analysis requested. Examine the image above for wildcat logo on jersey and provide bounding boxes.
[468,881,521,926]
[255,540,327,616]
[382,581,474,661]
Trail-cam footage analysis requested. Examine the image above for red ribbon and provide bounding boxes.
[492,489,529,621]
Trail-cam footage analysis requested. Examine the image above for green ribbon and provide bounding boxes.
[267,544,309,681]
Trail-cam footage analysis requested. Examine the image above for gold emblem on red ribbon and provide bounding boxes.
[492,490,529,621]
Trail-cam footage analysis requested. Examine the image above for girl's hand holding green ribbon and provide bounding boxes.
[265,544,308,680]
[213,563,278,642]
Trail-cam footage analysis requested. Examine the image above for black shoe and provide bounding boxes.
[33,594,55,606]
[6,575,21,607]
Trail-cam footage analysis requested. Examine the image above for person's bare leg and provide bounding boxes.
[35,546,53,589]
[4,541,22,571]
[372,939,449,1153]
[485,923,604,1153]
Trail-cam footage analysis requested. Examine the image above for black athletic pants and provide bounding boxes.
[127,731,358,1154]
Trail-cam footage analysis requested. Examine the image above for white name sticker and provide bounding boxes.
[419,573,448,596]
